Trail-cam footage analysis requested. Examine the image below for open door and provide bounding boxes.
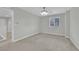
[0,7,13,43]
[0,18,7,41]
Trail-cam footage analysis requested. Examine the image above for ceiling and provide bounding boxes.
[0,8,11,17]
[20,7,71,16]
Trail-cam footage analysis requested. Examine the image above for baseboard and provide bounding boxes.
[0,38,6,41]
[12,32,65,42]
[70,38,79,50]
[66,35,79,49]
[65,36,70,39]
[42,32,65,37]
[0,33,6,41]
[13,32,39,42]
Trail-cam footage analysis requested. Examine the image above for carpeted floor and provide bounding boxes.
[0,33,78,51]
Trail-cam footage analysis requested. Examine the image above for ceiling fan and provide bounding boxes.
[40,7,48,16]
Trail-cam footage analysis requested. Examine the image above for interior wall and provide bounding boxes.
[12,8,40,41]
[65,11,70,38]
[70,7,79,49]
[40,14,65,36]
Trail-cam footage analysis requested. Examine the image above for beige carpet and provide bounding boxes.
[0,33,78,51]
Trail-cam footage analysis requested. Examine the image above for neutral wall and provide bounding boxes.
[40,14,65,36]
[12,8,40,41]
[65,11,70,38]
[70,7,79,49]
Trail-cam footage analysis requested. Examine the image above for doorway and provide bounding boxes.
[0,17,12,43]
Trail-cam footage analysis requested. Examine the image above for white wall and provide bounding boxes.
[40,14,65,36]
[65,11,70,38]
[12,8,40,41]
[70,7,79,49]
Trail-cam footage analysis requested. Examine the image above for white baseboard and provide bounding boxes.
[0,34,6,41]
[13,32,39,42]
[65,36,70,39]
[65,35,79,49]
[42,32,65,37]
[70,38,79,50]
[13,32,65,42]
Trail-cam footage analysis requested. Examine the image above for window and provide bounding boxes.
[49,16,60,27]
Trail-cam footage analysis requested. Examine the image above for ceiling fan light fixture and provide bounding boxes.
[40,7,48,16]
